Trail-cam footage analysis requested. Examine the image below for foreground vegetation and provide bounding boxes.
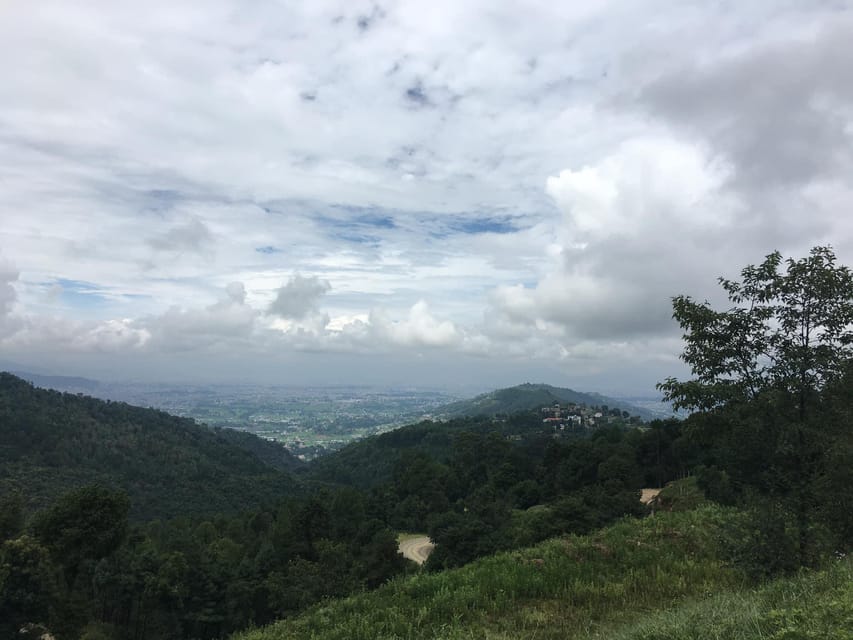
[611,559,853,640]
[235,506,852,640]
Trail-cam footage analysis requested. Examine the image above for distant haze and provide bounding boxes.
[1,2,852,395]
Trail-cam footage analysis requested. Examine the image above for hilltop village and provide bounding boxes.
[540,402,644,430]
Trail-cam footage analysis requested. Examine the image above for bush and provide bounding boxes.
[721,502,800,579]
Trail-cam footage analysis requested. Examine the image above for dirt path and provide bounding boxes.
[641,488,662,504]
[398,536,434,565]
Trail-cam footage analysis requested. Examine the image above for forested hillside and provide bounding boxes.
[0,372,301,520]
[309,413,692,568]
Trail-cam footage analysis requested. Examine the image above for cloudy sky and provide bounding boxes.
[1,1,852,393]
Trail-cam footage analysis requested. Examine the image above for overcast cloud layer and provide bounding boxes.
[1,1,852,393]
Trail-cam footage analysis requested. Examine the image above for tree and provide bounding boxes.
[0,536,60,637]
[658,246,853,565]
[659,246,853,413]
[31,485,130,590]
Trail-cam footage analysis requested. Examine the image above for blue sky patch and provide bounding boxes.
[354,213,396,229]
[316,210,396,244]
[51,279,147,310]
[328,205,398,229]
[54,279,110,309]
[449,217,518,234]
[428,215,521,238]
[332,231,382,246]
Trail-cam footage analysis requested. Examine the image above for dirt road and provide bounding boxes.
[398,536,434,565]
[641,488,662,504]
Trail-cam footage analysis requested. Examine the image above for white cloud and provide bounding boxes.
[546,137,732,238]
[0,257,22,338]
[143,283,259,352]
[0,259,18,317]
[488,135,739,347]
[370,300,461,348]
[70,319,151,352]
[2,1,853,392]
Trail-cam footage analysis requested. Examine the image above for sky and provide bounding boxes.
[1,1,852,394]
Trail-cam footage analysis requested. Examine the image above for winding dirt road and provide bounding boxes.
[398,536,434,565]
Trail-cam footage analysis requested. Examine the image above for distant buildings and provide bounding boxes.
[539,402,631,430]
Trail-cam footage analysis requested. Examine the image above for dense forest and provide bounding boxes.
[2,247,852,639]
[0,373,302,520]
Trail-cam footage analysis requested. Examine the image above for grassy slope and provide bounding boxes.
[235,506,747,640]
[236,506,852,640]
[610,559,853,640]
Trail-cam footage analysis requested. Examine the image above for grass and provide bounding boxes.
[654,476,708,512]
[607,556,853,640]
[234,506,748,640]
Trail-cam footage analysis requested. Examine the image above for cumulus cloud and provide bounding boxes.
[268,274,331,320]
[143,282,258,351]
[69,319,151,352]
[369,300,461,348]
[2,315,149,354]
[488,136,739,347]
[545,137,731,239]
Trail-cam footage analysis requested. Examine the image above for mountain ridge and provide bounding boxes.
[437,382,656,421]
[0,371,302,520]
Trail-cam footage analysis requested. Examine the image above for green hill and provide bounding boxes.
[307,413,552,490]
[234,505,853,640]
[0,372,301,520]
[308,419,457,488]
[439,383,655,421]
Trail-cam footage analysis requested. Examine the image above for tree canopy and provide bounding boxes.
[659,246,853,413]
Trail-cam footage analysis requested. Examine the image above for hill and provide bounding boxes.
[234,504,853,640]
[307,414,548,489]
[438,383,656,421]
[0,372,302,520]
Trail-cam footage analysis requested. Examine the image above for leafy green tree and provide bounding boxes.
[659,246,853,411]
[357,529,407,589]
[31,485,130,589]
[658,246,853,565]
[426,511,497,570]
[0,535,60,637]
